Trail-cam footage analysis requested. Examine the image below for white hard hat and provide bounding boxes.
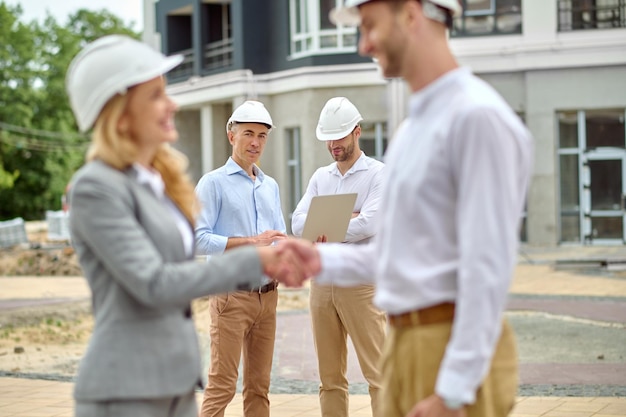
[316,97,363,141]
[226,100,275,133]
[66,35,183,132]
[330,0,462,26]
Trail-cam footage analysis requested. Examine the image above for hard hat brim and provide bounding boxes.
[73,54,184,132]
[329,6,361,26]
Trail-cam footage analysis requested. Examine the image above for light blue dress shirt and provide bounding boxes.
[195,157,286,256]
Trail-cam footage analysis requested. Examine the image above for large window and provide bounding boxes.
[289,0,357,57]
[203,3,233,71]
[558,0,626,31]
[451,0,522,37]
[557,109,626,244]
[286,128,302,230]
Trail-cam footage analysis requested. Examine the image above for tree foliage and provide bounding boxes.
[0,2,139,220]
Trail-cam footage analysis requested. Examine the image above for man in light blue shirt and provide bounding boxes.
[196,101,286,417]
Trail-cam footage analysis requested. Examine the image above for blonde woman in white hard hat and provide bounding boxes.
[194,100,287,417]
[279,1,534,417]
[65,35,305,417]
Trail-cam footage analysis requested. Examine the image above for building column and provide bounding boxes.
[386,78,408,139]
[200,105,214,174]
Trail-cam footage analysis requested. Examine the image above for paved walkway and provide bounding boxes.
[1,245,625,416]
[1,377,625,417]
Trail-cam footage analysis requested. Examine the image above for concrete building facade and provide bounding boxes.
[143,0,626,246]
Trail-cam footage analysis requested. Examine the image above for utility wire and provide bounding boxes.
[0,121,88,141]
[1,134,89,152]
[0,121,89,153]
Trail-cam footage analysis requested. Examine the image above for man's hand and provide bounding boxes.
[254,230,287,246]
[315,235,327,243]
[406,395,466,417]
[257,238,320,287]
[277,238,322,280]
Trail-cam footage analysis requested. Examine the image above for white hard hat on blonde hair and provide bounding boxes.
[316,97,363,141]
[226,101,275,134]
[330,0,462,26]
[66,35,183,132]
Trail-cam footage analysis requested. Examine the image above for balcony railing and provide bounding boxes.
[166,37,234,83]
[558,0,626,31]
[451,4,523,37]
[168,48,194,82]
[204,37,233,71]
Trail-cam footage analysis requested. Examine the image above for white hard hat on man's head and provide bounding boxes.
[316,97,363,141]
[66,35,183,132]
[330,0,462,26]
[226,100,275,134]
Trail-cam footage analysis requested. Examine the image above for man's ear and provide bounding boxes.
[402,0,421,28]
[227,130,235,145]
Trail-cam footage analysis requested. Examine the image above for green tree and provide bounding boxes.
[0,2,139,220]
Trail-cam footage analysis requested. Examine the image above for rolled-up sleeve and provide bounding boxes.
[195,175,228,255]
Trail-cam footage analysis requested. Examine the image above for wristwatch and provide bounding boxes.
[442,396,464,410]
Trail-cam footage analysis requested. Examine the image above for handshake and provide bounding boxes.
[256,238,321,287]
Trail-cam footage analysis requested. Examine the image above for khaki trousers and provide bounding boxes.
[310,282,386,417]
[381,319,518,417]
[199,289,278,417]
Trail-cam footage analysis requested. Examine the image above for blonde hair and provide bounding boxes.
[87,94,199,225]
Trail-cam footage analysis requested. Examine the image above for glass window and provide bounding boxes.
[560,155,580,212]
[561,214,581,242]
[558,111,579,149]
[591,217,623,240]
[203,4,233,72]
[289,0,358,57]
[558,0,626,31]
[560,154,581,242]
[589,159,622,210]
[286,128,302,228]
[452,0,522,37]
[585,109,625,149]
[359,121,388,161]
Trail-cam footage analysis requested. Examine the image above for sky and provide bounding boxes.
[6,0,144,31]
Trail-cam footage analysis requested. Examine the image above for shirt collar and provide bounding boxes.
[328,151,369,176]
[225,157,265,181]
[132,163,165,198]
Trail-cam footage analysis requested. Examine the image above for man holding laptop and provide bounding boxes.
[291,97,386,417]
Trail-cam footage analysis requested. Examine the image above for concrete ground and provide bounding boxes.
[1,244,625,416]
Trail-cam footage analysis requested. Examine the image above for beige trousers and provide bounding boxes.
[381,319,518,417]
[310,282,386,417]
[199,289,278,417]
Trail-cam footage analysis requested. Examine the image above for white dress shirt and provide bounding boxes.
[316,67,534,404]
[291,151,385,244]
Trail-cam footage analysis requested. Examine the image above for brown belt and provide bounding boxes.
[388,302,455,328]
[251,281,278,294]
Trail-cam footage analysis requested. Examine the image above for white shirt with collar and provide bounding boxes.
[133,163,194,258]
[291,151,385,244]
[315,67,533,405]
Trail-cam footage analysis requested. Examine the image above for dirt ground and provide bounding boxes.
[0,224,310,378]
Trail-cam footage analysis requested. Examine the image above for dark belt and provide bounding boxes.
[250,281,278,294]
[388,302,455,328]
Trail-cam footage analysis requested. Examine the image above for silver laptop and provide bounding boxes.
[301,193,358,243]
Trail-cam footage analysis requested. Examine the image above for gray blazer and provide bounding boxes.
[69,160,265,401]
